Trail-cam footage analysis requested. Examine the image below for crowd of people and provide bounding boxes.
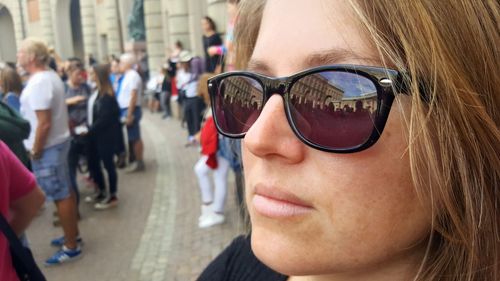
[1,0,499,280]
[0,39,154,272]
[0,0,242,276]
[143,0,243,229]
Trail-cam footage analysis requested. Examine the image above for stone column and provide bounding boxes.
[117,0,132,43]
[160,0,170,52]
[105,0,123,56]
[165,0,189,51]
[51,0,80,59]
[39,0,55,47]
[187,0,206,57]
[0,0,23,61]
[206,0,226,34]
[5,0,24,45]
[80,0,98,64]
[144,0,165,71]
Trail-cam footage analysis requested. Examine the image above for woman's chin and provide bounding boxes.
[250,227,330,277]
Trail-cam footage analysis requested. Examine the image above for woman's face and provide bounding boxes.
[110,61,120,74]
[201,18,212,33]
[179,61,189,71]
[243,0,431,278]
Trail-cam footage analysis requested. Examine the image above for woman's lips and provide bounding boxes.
[252,184,313,218]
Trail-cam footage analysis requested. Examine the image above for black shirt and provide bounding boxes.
[197,235,288,281]
[202,33,223,72]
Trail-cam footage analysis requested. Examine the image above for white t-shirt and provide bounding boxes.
[20,70,70,150]
[118,69,143,109]
[176,69,198,98]
[87,90,99,125]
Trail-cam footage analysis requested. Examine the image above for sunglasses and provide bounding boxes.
[207,65,409,153]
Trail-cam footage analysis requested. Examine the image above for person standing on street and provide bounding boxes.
[87,64,121,209]
[194,73,230,228]
[202,16,223,73]
[177,51,204,146]
[64,60,91,210]
[18,38,83,266]
[118,53,145,172]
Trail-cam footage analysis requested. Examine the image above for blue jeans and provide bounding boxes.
[32,140,72,201]
[218,136,242,172]
[68,137,87,206]
[121,106,142,142]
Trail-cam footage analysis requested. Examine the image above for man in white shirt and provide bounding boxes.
[18,38,82,266]
[118,53,145,172]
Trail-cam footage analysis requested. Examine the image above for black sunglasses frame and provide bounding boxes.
[208,64,409,153]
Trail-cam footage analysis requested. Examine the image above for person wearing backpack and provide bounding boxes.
[177,51,205,146]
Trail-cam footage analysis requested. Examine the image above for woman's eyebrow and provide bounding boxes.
[246,59,272,74]
[303,48,379,68]
[246,48,381,74]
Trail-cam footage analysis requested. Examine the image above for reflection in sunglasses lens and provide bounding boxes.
[214,76,263,135]
[288,71,378,149]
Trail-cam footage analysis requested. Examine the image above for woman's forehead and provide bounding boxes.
[251,0,379,76]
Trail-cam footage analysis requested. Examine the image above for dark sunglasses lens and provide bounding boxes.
[288,71,378,150]
[213,76,264,135]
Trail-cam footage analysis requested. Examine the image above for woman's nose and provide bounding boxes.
[243,95,306,163]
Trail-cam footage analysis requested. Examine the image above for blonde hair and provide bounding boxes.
[20,38,51,67]
[234,1,500,280]
[197,72,215,105]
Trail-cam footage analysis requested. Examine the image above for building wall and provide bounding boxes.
[144,0,164,71]
[1,0,230,72]
[0,0,25,63]
[51,0,73,59]
[0,4,17,62]
[80,0,97,61]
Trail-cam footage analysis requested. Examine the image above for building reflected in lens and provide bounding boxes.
[222,76,263,109]
[221,73,378,114]
[291,73,377,113]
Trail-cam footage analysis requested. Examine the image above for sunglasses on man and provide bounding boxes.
[208,65,409,153]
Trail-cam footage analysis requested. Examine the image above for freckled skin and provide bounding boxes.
[242,0,432,279]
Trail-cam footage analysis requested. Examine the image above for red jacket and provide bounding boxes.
[200,116,218,169]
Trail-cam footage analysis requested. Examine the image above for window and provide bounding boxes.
[27,0,40,22]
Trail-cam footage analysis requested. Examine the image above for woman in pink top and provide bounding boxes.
[0,141,45,281]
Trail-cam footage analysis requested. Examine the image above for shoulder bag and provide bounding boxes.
[0,214,46,281]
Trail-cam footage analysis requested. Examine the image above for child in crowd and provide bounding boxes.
[194,73,230,228]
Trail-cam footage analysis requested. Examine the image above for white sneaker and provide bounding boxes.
[198,212,225,228]
[125,162,137,173]
[199,204,212,222]
[125,161,145,173]
[94,196,118,210]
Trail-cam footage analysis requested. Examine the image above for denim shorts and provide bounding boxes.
[32,140,71,201]
[121,106,142,142]
[217,136,242,172]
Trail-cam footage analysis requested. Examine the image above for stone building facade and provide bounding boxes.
[0,0,228,71]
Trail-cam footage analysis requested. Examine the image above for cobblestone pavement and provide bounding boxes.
[27,110,247,281]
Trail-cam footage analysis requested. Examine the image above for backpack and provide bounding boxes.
[190,56,205,81]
